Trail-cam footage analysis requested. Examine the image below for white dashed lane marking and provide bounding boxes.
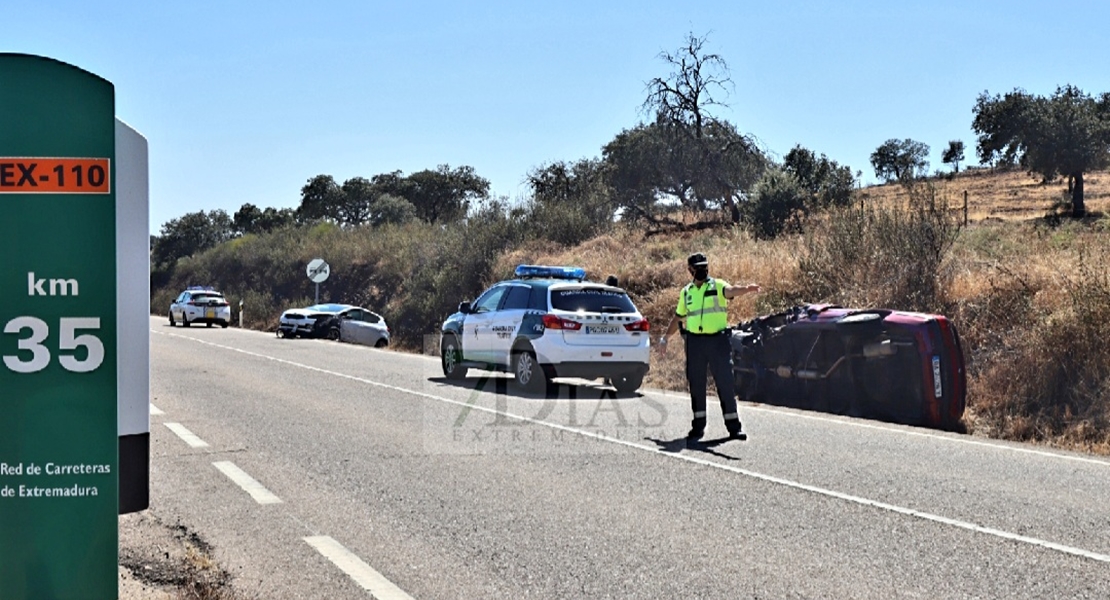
[164,422,209,448]
[213,461,282,505]
[150,404,164,415]
[304,536,415,599]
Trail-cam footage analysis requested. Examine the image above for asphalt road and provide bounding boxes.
[144,317,1110,599]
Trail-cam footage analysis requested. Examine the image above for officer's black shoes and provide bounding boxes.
[728,430,748,441]
[686,428,705,441]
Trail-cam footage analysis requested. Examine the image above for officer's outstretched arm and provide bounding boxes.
[723,283,761,299]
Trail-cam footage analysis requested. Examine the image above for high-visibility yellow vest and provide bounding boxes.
[677,278,730,334]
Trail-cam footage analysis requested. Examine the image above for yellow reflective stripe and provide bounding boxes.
[685,306,729,317]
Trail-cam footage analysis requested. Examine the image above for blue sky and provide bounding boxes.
[8,1,1109,234]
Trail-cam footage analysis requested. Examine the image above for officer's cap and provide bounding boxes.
[687,252,709,267]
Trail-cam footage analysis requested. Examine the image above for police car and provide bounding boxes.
[169,287,231,328]
[439,265,651,394]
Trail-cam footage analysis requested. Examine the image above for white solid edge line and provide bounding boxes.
[740,403,1110,467]
[213,461,282,505]
[163,422,209,448]
[156,331,1110,565]
[150,404,164,415]
[304,536,414,600]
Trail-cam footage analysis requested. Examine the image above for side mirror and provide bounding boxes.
[458,301,472,314]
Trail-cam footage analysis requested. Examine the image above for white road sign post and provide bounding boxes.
[307,258,329,304]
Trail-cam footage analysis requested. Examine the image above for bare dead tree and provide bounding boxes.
[642,32,733,139]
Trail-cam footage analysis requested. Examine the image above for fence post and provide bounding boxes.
[964,190,969,225]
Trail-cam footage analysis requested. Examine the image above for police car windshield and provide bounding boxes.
[551,288,636,313]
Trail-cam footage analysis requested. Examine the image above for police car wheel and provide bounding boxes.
[611,373,644,394]
[168,312,176,327]
[512,350,547,393]
[182,313,191,327]
[441,335,467,379]
[325,328,340,341]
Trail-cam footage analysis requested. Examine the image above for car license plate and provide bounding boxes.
[206,309,215,319]
[932,356,942,398]
[586,325,619,335]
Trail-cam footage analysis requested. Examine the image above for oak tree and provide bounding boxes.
[870,139,930,182]
[973,85,1110,217]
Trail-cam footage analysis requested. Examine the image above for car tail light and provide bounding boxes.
[542,314,582,331]
[624,319,650,332]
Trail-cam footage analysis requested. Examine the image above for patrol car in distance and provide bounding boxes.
[440,265,651,394]
[169,287,231,328]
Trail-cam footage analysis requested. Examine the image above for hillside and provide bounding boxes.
[860,167,1110,221]
[152,167,1110,454]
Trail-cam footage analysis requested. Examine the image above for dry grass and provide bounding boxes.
[949,228,1110,454]
[173,543,238,600]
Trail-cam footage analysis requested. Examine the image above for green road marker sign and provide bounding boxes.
[0,54,119,599]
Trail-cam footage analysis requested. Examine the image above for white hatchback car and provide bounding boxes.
[439,265,650,394]
[169,287,231,328]
[278,303,390,347]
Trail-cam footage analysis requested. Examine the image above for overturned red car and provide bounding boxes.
[730,304,967,431]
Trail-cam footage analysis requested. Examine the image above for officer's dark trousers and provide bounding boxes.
[685,332,742,434]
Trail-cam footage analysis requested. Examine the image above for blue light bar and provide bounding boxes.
[514,264,587,281]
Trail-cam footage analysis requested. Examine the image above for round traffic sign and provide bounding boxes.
[306,258,330,283]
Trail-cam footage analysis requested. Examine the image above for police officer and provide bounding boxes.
[658,252,761,441]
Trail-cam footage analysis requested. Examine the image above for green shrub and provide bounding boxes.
[796,180,961,312]
[744,168,807,240]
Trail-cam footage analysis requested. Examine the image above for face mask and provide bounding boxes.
[693,266,709,281]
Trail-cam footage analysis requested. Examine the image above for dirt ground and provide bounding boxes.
[118,511,231,600]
